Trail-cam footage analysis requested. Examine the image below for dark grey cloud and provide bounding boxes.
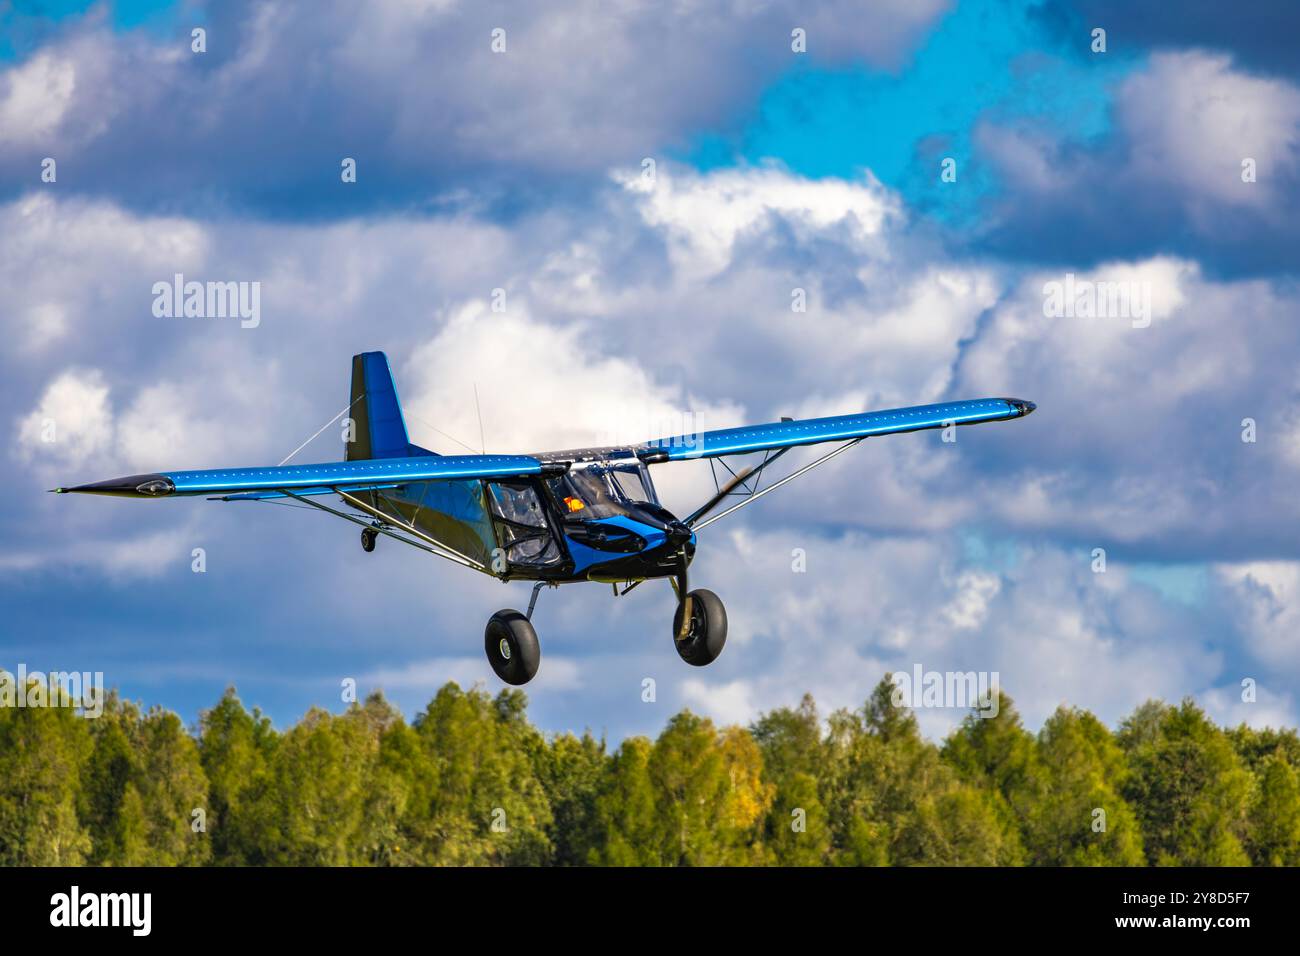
[1060,0,1300,80]
[4,1,1298,739]
[972,51,1300,277]
[953,257,1300,563]
[0,0,948,216]
[4,162,1298,734]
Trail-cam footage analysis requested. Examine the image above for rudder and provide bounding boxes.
[347,352,410,461]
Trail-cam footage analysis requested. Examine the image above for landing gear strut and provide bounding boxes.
[484,582,547,685]
[670,551,727,666]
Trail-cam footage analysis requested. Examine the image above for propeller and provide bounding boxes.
[683,465,757,527]
[683,418,793,528]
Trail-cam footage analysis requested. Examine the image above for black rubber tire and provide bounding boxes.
[361,528,377,552]
[672,588,727,666]
[485,610,541,685]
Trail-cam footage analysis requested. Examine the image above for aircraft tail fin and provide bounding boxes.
[346,352,413,461]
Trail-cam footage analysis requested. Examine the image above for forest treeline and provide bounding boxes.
[2,675,1299,866]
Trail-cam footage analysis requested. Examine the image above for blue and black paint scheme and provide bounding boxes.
[636,397,1035,462]
[53,351,1034,587]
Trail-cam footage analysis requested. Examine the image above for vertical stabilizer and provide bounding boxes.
[346,352,410,460]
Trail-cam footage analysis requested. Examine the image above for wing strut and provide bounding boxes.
[333,488,489,572]
[685,446,792,526]
[279,489,485,572]
[689,438,864,532]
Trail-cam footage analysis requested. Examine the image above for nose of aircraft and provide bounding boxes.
[665,520,693,547]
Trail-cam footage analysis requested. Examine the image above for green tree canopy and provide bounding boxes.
[1122,699,1252,866]
[3,674,1297,868]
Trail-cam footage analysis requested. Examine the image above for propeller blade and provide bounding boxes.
[684,466,756,527]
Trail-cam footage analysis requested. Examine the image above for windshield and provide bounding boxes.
[547,461,655,519]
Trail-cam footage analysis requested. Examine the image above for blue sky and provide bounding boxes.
[3,0,1300,741]
[689,0,1127,224]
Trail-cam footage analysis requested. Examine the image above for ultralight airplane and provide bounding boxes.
[54,352,1035,685]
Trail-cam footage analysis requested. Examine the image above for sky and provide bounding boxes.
[2,0,1299,743]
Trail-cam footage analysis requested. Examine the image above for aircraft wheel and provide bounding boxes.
[485,610,541,685]
[672,588,727,666]
[361,528,377,552]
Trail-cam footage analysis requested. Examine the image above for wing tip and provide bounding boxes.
[47,474,174,497]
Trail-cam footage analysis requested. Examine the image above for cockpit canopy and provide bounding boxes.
[546,460,658,518]
[484,458,666,570]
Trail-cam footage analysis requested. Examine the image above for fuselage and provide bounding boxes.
[363,454,695,584]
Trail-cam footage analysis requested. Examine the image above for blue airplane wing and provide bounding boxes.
[638,397,1034,461]
[52,453,553,498]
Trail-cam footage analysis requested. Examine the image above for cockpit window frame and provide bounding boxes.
[484,478,568,569]
[607,462,658,506]
[545,460,658,519]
